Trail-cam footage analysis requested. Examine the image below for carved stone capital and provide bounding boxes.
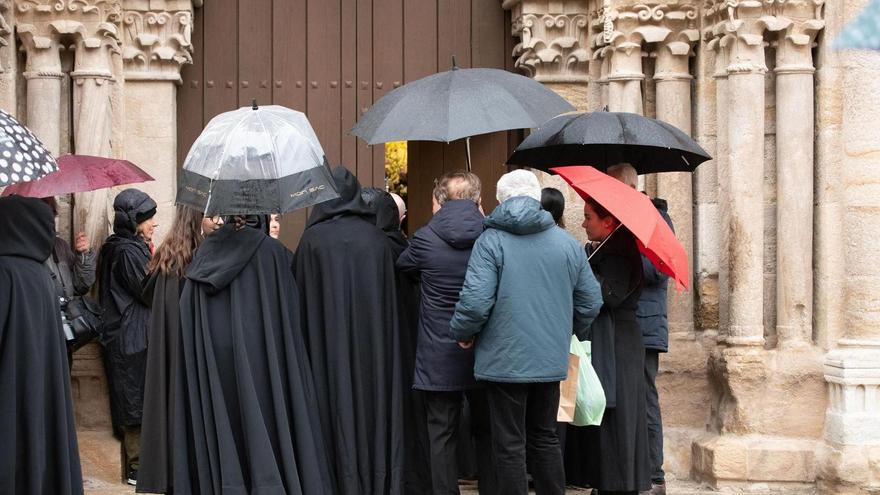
[121,8,193,81]
[507,1,589,83]
[16,0,122,75]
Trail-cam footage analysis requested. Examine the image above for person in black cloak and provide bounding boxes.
[136,206,223,494]
[362,187,432,494]
[98,188,158,485]
[171,213,333,494]
[564,197,649,494]
[295,166,406,495]
[0,195,84,495]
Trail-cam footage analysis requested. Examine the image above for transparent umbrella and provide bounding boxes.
[176,102,338,216]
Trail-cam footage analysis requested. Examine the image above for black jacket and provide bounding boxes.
[397,199,484,391]
[638,198,673,352]
[97,189,155,430]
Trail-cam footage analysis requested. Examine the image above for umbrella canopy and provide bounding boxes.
[2,155,153,197]
[508,111,712,174]
[834,0,880,50]
[350,64,575,145]
[0,108,58,187]
[552,165,689,291]
[176,103,339,216]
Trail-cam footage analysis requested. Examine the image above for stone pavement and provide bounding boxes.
[79,429,817,495]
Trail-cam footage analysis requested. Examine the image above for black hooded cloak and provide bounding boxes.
[362,188,432,494]
[0,195,83,495]
[137,268,183,494]
[171,223,333,494]
[98,188,156,432]
[294,167,405,495]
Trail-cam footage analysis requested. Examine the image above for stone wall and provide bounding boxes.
[1,0,194,430]
[505,0,880,492]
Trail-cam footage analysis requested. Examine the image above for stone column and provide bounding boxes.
[508,0,589,108]
[71,23,119,248]
[774,11,824,349]
[0,3,15,113]
[17,26,63,156]
[606,39,643,113]
[122,5,194,245]
[651,7,699,338]
[721,9,770,347]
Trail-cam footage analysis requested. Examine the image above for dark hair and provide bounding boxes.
[148,205,204,277]
[541,188,565,227]
[585,196,616,222]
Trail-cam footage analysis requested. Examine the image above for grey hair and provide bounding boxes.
[606,162,638,189]
[432,171,482,205]
[496,170,541,203]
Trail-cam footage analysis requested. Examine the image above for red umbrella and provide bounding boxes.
[2,154,153,197]
[551,165,690,291]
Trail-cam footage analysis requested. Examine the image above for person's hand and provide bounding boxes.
[457,338,474,349]
[74,232,90,253]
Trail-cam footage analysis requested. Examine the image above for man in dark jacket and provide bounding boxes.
[0,195,84,495]
[607,163,674,495]
[397,171,493,495]
[97,188,157,485]
[450,170,603,495]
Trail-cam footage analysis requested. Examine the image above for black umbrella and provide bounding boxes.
[0,108,58,186]
[506,111,712,174]
[351,57,575,170]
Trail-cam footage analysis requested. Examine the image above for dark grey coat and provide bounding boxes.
[396,199,484,391]
[638,198,673,353]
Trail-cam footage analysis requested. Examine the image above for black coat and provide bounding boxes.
[0,196,83,495]
[565,228,649,492]
[98,190,155,430]
[172,224,333,494]
[364,188,433,494]
[137,271,183,494]
[638,198,673,352]
[295,166,405,495]
[396,199,484,391]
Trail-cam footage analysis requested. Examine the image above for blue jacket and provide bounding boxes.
[397,200,485,391]
[449,196,603,383]
[638,198,673,352]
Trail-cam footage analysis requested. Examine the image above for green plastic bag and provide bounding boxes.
[570,335,606,427]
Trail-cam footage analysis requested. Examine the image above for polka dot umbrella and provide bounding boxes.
[0,108,58,186]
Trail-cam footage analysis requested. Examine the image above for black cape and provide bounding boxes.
[295,167,405,495]
[97,190,155,431]
[137,271,183,493]
[363,188,432,493]
[564,228,649,492]
[0,195,83,494]
[172,224,333,494]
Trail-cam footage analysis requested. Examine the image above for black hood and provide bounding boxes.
[651,197,668,213]
[361,187,401,234]
[307,166,373,227]
[0,195,54,261]
[186,223,266,294]
[429,199,484,250]
[113,188,157,238]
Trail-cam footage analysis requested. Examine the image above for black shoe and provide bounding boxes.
[126,468,137,486]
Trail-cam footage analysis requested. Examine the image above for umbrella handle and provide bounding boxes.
[465,137,472,172]
[587,223,623,261]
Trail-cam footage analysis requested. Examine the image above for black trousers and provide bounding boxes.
[485,381,565,495]
[645,350,665,484]
[424,389,494,495]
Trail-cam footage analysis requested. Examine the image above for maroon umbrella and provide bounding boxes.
[2,154,154,197]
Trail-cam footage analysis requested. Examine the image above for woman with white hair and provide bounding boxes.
[450,169,603,495]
